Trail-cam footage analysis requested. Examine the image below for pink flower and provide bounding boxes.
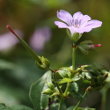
[55,10,102,35]
[30,27,51,51]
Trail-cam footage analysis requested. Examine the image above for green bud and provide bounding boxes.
[57,67,72,78]
[42,88,53,95]
[36,56,50,69]
[47,83,54,90]
[75,65,89,73]
[82,72,92,80]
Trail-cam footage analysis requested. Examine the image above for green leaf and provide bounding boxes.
[72,82,79,93]
[10,105,33,110]
[0,104,33,110]
[0,103,11,110]
[57,67,72,78]
[58,78,73,84]
[0,60,15,70]
[67,106,95,110]
[29,71,52,110]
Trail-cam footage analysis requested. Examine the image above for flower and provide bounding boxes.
[30,27,51,51]
[54,10,102,36]
[0,30,22,51]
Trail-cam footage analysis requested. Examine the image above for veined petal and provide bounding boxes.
[85,20,102,28]
[80,15,91,25]
[73,11,83,20]
[54,21,68,28]
[57,10,73,24]
[78,20,102,33]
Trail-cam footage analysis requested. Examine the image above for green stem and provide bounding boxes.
[64,83,70,97]
[73,91,87,110]
[58,98,63,110]
[6,25,40,62]
[101,88,108,110]
[50,68,63,95]
[72,44,76,70]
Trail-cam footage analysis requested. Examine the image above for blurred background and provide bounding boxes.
[0,0,110,110]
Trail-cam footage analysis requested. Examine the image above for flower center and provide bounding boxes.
[69,19,81,28]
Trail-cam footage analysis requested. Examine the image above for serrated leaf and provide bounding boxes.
[29,71,52,110]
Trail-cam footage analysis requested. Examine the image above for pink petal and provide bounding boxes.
[57,10,73,24]
[77,28,92,33]
[68,27,76,35]
[78,20,102,33]
[54,21,68,28]
[85,20,102,28]
[80,15,91,25]
[73,11,83,20]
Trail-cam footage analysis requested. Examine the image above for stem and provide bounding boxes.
[6,25,40,62]
[64,83,70,97]
[49,68,63,95]
[101,91,106,110]
[47,98,51,110]
[101,87,108,110]
[73,90,87,110]
[72,44,76,70]
[58,98,63,110]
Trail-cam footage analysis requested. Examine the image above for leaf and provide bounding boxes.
[58,78,73,84]
[29,71,52,110]
[0,104,33,110]
[0,103,11,110]
[10,105,33,110]
[67,106,96,110]
[72,82,79,93]
[0,60,15,70]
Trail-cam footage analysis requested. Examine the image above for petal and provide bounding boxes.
[85,20,102,28]
[73,11,83,20]
[77,28,92,33]
[57,10,73,24]
[80,15,91,25]
[68,27,76,35]
[77,20,102,33]
[54,21,68,28]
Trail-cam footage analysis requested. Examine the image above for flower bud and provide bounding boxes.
[47,83,54,90]
[89,44,102,49]
[42,89,53,95]
[36,56,50,69]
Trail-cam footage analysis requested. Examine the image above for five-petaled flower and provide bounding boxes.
[55,10,102,36]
